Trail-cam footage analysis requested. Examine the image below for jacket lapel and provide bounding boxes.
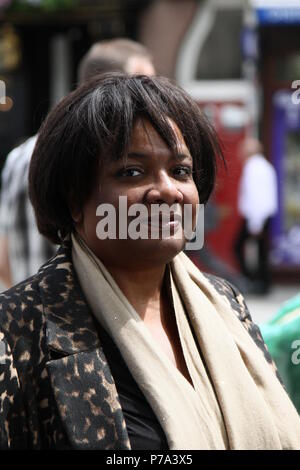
[38,239,130,450]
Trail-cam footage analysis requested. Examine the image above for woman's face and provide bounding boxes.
[74,118,199,270]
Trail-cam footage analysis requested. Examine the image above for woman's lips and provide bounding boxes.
[140,213,182,231]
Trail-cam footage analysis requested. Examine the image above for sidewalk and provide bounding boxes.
[244,284,300,326]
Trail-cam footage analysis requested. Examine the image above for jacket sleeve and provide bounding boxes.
[0,330,28,449]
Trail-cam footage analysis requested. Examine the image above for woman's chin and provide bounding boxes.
[129,236,186,264]
[88,235,186,269]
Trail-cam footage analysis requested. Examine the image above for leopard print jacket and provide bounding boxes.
[0,239,280,449]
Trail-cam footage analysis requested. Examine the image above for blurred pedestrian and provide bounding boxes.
[0,38,155,288]
[234,138,278,294]
[77,38,155,82]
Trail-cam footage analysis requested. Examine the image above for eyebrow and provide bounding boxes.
[127,151,193,162]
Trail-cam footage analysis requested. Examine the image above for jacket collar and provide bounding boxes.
[38,236,101,355]
[37,237,130,450]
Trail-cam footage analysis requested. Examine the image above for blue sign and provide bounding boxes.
[257,7,300,24]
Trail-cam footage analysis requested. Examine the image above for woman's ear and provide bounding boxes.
[68,185,82,224]
[71,206,83,224]
[70,197,83,225]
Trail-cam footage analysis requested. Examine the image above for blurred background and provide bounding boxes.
[0,0,299,326]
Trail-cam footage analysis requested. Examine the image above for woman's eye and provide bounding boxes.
[173,166,193,177]
[118,168,142,177]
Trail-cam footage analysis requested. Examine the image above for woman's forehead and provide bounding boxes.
[129,117,190,153]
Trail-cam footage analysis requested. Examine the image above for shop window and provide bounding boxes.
[196,8,243,80]
[275,52,300,82]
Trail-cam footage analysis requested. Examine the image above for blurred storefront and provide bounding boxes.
[174,0,300,280]
[256,0,300,280]
[0,0,300,279]
[0,0,150,170]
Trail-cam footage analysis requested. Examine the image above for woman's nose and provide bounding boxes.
[145,172,184,205]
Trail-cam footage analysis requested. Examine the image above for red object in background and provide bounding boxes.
[197,100,252,270]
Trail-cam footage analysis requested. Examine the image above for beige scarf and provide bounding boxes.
[72,233,300,450]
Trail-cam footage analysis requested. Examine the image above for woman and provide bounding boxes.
[0,74,299,450]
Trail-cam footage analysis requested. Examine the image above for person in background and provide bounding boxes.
[77,38,155,82]
[234,137,278,295]
[0,38,155,288]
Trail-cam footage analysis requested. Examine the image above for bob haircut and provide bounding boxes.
[29,73,223,244]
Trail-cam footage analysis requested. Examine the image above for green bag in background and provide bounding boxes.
[260,293,300,413]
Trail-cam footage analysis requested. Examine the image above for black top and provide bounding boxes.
[97,325,169,450]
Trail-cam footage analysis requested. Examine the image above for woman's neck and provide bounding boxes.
[104,263,167,321]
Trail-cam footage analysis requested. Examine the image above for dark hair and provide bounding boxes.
[29,73,223,244]
[77,38,153,83]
